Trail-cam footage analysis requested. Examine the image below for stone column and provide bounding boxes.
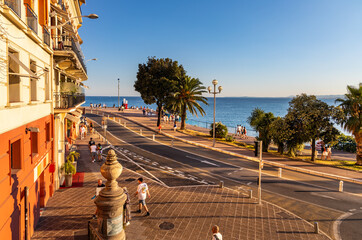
[95,150,126,239]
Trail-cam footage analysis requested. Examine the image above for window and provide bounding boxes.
[31,132,38,155]
[30,60,37,101]
[11,139,22,169]
[8,49,20,103]
[45,68,50,100]
[45,122,50,142]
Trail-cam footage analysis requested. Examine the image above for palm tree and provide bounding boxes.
[336,84,362,165]
[171,76,208,130]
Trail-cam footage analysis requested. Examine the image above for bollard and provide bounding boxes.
[91,109,92,114]
[124,122,126,127]
[248,189,253,198]
[314,222,319,234]
[278,168,282,178]
[219,181,224,188]
[113,117,115,121]
[339,180,343,192]
[152,134,155,141]
[140,129,142,135]
[171,139,174,147]
[119,119,121,124]
[108,115,109,118]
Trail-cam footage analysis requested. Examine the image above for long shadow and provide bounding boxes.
[10,174,20,240]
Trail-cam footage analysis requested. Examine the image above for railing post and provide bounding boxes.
[339,180,343,192]
[152,134,155,141]
[278,168,282,178]
[140,129,142,135]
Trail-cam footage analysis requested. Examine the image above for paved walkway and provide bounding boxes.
[32,134,329,240]
[90,108,362,181]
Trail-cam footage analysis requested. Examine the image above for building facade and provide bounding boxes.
[0,0,88,238]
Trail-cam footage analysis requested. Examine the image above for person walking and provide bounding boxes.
[211,225,223,240]
[96,143,103,161]
[327,145,332,160]
[88,138,95,152]
[135,177,150,216]
[90,143,97,162]
[80,125,85,139]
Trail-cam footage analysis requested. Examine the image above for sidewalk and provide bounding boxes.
[32,133,329,239]
[92,108,362,181]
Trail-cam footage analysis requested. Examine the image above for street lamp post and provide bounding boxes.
[118,78,120,109]
[47,14,99,29]
[85,58,97,63]
[258,141,263,205]
[208,79,222,147]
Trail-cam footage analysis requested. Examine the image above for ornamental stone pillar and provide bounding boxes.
[95,149,126,239]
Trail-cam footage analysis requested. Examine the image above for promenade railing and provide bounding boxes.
[186,118,257,137]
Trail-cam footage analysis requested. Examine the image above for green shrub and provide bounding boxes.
[210,122,228,139]
[225,135,234,142]
[331,134,356,153]
[61,161,76,175]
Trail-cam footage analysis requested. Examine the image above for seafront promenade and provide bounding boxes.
[89,107,361,182]
[31,133,329,240]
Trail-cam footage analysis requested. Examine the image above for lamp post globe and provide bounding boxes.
[212,79,218,86]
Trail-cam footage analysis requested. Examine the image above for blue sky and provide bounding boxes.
[79,0,362,97]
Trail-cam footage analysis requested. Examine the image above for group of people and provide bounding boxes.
[236,125,247,138]
[142,107,154,116]
[315,141,332,160]
[89,103,108,108]
[79,117,94,140]
[88,137,103,162]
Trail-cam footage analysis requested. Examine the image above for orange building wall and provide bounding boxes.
[0,114,54,240]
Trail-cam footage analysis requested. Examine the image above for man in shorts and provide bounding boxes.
[88,138,95,151]
[135,177,150,216]
[90,143,97,162]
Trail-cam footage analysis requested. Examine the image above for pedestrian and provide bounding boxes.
[88,137,95,151]
[211,225,223,240]
[327,145,332,160]
[92,179,106,218]
[135,177,150,216]
[173,122,177,131]
[90,143,97,162]
[123,187,131,226]
[89,122,94,134]
[322,146,328,160]
[158,124,162,133]
[80,125,85,139]
[96,143,103,161]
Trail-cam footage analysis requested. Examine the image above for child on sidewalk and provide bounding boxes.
[135,177,151,216]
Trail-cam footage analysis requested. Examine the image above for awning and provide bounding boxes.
[50,4,69,20]
[65,113,80,123]
[71,109,82,117]
[8,52,39,79]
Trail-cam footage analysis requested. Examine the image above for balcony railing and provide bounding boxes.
[25,3,38,34]
[4,0,21,17]
[52,35,87,73]
[42,26,50,46]
[54,92,85,109]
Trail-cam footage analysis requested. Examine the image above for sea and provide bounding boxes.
[84,96,345,137]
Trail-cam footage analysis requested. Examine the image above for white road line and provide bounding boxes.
[310,192,338,200]
[186,155,220,166]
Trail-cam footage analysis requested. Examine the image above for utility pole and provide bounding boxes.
[258,141,263,205]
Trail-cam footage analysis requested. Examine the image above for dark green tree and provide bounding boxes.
[270,117,292,154]
[210,122,228,138]
[248,108,275,152]
[285,94,339,161]
[336,85,362,165]
[168,76,208,130]
[134,57,186,126]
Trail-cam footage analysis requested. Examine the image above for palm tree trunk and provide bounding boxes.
[355,135,362,165]
[311,138,316,161]
[180,106,186,130]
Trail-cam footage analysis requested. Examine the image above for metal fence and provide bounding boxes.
[25,3,38,34]
[4,0,21,17]
[54,92,85,109]
[42,26,50,46]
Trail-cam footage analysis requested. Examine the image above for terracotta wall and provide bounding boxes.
[0,115,54,239]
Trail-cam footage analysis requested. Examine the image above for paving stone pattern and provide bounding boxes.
[32,134,329,240]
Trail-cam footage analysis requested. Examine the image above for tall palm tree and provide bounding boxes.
[171,76,208,130]
[336,84,362,165]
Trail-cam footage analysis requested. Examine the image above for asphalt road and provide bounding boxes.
[86,113,362,240]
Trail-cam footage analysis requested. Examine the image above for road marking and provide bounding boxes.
[349,209,356,212]
[310,192,338,200]
[247,182,252,185]
[186,155,220,166]
[333,212,354,240]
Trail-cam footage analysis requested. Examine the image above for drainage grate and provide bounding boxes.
[159,222,174,230]
[125,178,136,182]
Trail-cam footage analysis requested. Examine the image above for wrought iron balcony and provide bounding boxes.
[42,26,50,46]
[54,92,85,109]
[25,3,38,34]
[4,0,21,17]
[52,35,87,74]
